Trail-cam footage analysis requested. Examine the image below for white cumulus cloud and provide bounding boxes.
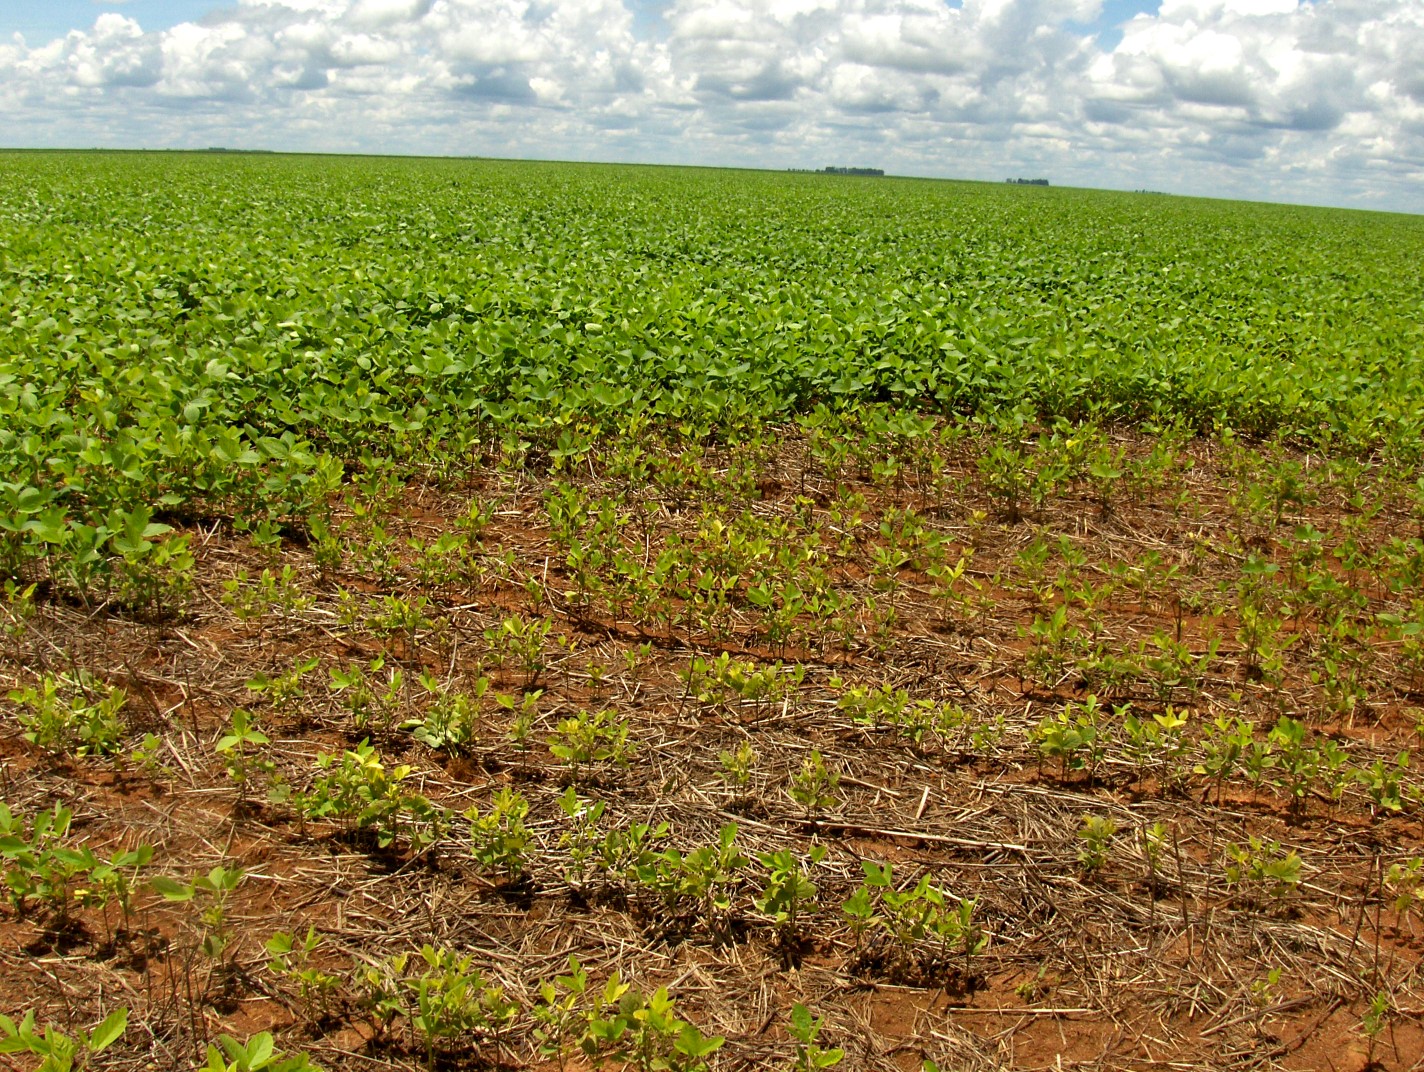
[0,0,1418,210]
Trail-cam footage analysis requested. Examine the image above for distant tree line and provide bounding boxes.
[1006,177,1049,186]
[823,167,884,177]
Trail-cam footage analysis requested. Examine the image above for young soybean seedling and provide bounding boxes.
[216,709,280,810]
[151,864,247,969]
[1077,815,1117,874]
[718,741,757,790]
[0,1007,128,1072]
[1385,857,1424,933]
[787,1003,844,1070]
[549,708,636,784]
[1361,990,1391,1069]
[532,955,591,1070]
[757,845,826,949]
[9,672,127,758]
[202,1031,324,1072]
[266,926,341,1024]
[464,788,533,882]
[788,750,840,815]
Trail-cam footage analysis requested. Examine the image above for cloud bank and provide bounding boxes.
[2,0,1421,211]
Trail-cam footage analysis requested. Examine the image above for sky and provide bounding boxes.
[2,0,1421,213]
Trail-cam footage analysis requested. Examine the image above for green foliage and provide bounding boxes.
[498,688,543,749]
[464,788,533,880]
[847,862,986,970]
[0,804,152,934]
[717,741,757,789]
[787,750,840,814]
[1357,751,1411,814]
[7,674,126,757]
[836,681,971,754]
[1077,815,1117,874]
[5,154,1423,634]
[597,819,669,891]
[555,788,607,890]
[150,864,246,963]
[1021,604,1090,687]
[484,614,553,685]
[216,709,282,807]
[1266,716,1318,814]
[295,741,447,854]
[328,656,402,737]
[363,594,439,644]
[582,983,724,1072]
[549,709,635,781]
[633,824,747,934]
[1235,596,1295,688]
[1121,706,1190,787]
[8,154,1424,1070]
[687,653,795,708]
[246,656,319,714]
[1385,857,1424,924]
[0,804,75,916]
[1031,696,1110,780]
[0,1007,127,1072]
[1194,714,1256,803]
[110,514,196,619]
[0,581,37,641]
[787,1003,844,1071]
[1361,990,1391,1060]
[72,843,155,937]
[404,674,489,754]
[360,945,516,1069]
[1223,838,1303,905]
[757,845,825,940]
[1382,600,1424,689]
[977,442,1031,521]
[265,927,341,1023]
[532,956,598,1064]
[201,1032,323,1072]
[532,956,592,1071]
[9,153,1424,1072]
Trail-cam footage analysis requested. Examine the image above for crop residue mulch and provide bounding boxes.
[3,425,1424,1071]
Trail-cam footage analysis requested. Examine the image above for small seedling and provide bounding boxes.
[465,788,533,881]
[202,1031,324,1072]
[787,1003,843,1070]
[549,709,635,782]
[295,741,447,854]
[216,709,281,809]
[1385,857,1424,931]
[718,741,757,789]
[9,673,126,757]
[532,956,591,1071]
[265,927,341,1023]
[1361,990,1391,1068]
[757,845,826,944]
[1077,814,1117,874]
[1031,696,1109,781]
[788,750,840,814]
[151,864,246,965]
[1223,837,1302,906]
[556,788,607,891]
[0,1007,127,1072]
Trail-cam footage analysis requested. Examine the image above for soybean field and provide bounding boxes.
[4,151,1424,1072]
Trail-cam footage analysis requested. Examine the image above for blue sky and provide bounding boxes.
[3,0,1164,44]
[3,1,197,43]
[1073,0,1158,47]
[1,0,1417,213]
